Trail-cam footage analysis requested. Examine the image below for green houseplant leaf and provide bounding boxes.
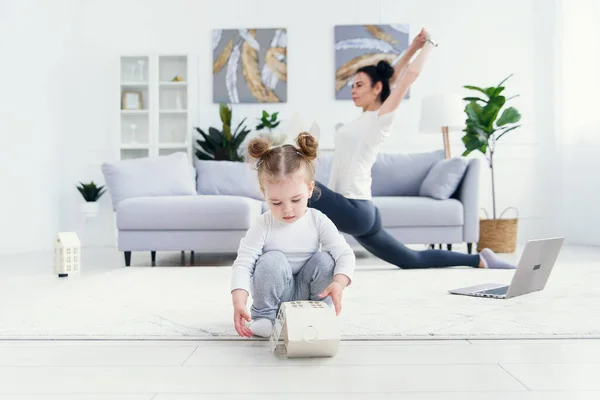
[463,96,488,103]
[194,103,250,162]
[255,110,281,131]
[463,85,489,97]
[465,102,484,126]
[461,74,522,219]
[194,127,216,158]
[496,107,521,126]
[496,124,522,141]
[77,181,106,202]
[232,127,252,149]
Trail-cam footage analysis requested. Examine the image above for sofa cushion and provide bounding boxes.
[372,196,463,227]
[196,160,263,200]
[371,150,445,196]
[419,157,469,200]
[117,195,263,230]
[314,154,334,185]
[314,150,445,195]
[101,152,196,209]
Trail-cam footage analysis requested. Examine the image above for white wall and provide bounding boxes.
[1,0,562,253]
[0,0,79,255]
[555,0,600,245]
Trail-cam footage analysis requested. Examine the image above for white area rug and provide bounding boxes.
[0,254,598,340]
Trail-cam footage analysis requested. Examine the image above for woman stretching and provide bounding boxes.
[310,28,515,270]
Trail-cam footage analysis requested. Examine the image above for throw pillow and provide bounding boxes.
[371,150,446,196]
[419,157,469,200]
[101,152,197,209]
[196,160,263,200]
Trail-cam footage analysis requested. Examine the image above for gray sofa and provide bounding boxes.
[102,150,481,266]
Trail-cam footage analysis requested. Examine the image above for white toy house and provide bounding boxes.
[53,232,81,277]
[269,300,340,358]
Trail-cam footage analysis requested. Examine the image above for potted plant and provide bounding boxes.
[461,74,522,253]
[195,103,252,161]
[255,110,286,145]
[77,181,106,218]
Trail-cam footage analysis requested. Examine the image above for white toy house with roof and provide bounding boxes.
[270,300,340,358]
[53,232,81,277]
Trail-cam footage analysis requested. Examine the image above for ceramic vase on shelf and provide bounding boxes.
[129,123,137,143]
[136,60,146,81]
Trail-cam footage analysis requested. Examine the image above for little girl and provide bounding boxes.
[230,132,355,338]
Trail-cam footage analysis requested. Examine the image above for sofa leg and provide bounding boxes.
[190,251,195,265]
[467,243,473,254]
[124,251,131,267]
[438,244,442,249]
[429,244,434,250]
[447,244,452,251]
[151,251,156,267]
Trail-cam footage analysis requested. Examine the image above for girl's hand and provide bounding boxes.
[318,281,344,316]
[233,303,253,337]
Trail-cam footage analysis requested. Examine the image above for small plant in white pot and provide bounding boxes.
[77,181,106,218]
[255,110,285,145]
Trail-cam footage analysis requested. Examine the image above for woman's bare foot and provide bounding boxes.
[478,248,517,269]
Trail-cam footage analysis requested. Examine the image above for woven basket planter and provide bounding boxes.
[477,207,518,253]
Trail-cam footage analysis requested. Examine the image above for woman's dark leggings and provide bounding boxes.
[310,181,481,269]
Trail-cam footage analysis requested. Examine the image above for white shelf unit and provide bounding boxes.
[119,54,195,162]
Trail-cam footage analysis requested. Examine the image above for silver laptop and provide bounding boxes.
[448,237,565,299]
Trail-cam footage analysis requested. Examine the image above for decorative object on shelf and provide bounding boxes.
[136,59,146,81]
[122,91,142,110]
[195,103,251,161]
[77,181,106,218]
[127,64,138,81]
[53,232,81,278]
[335,24,409,100]
[419,93,465,159]
[213,28,287,104]
[175,92,184,109]
[461,74,522,253]
[129,123,138,143]
[172,75,184,82]
[255,110,286,145]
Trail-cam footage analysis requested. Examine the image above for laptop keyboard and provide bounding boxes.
[477,286,509,296]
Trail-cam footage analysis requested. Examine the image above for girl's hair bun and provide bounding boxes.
[296,132,318,161]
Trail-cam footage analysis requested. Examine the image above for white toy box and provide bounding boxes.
[269,300,340,358]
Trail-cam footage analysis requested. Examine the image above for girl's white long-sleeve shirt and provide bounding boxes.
[230,208,355,294]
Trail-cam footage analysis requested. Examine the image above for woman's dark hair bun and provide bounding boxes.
[376,60,394,80]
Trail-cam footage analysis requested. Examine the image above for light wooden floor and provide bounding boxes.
[0,338,598,398]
